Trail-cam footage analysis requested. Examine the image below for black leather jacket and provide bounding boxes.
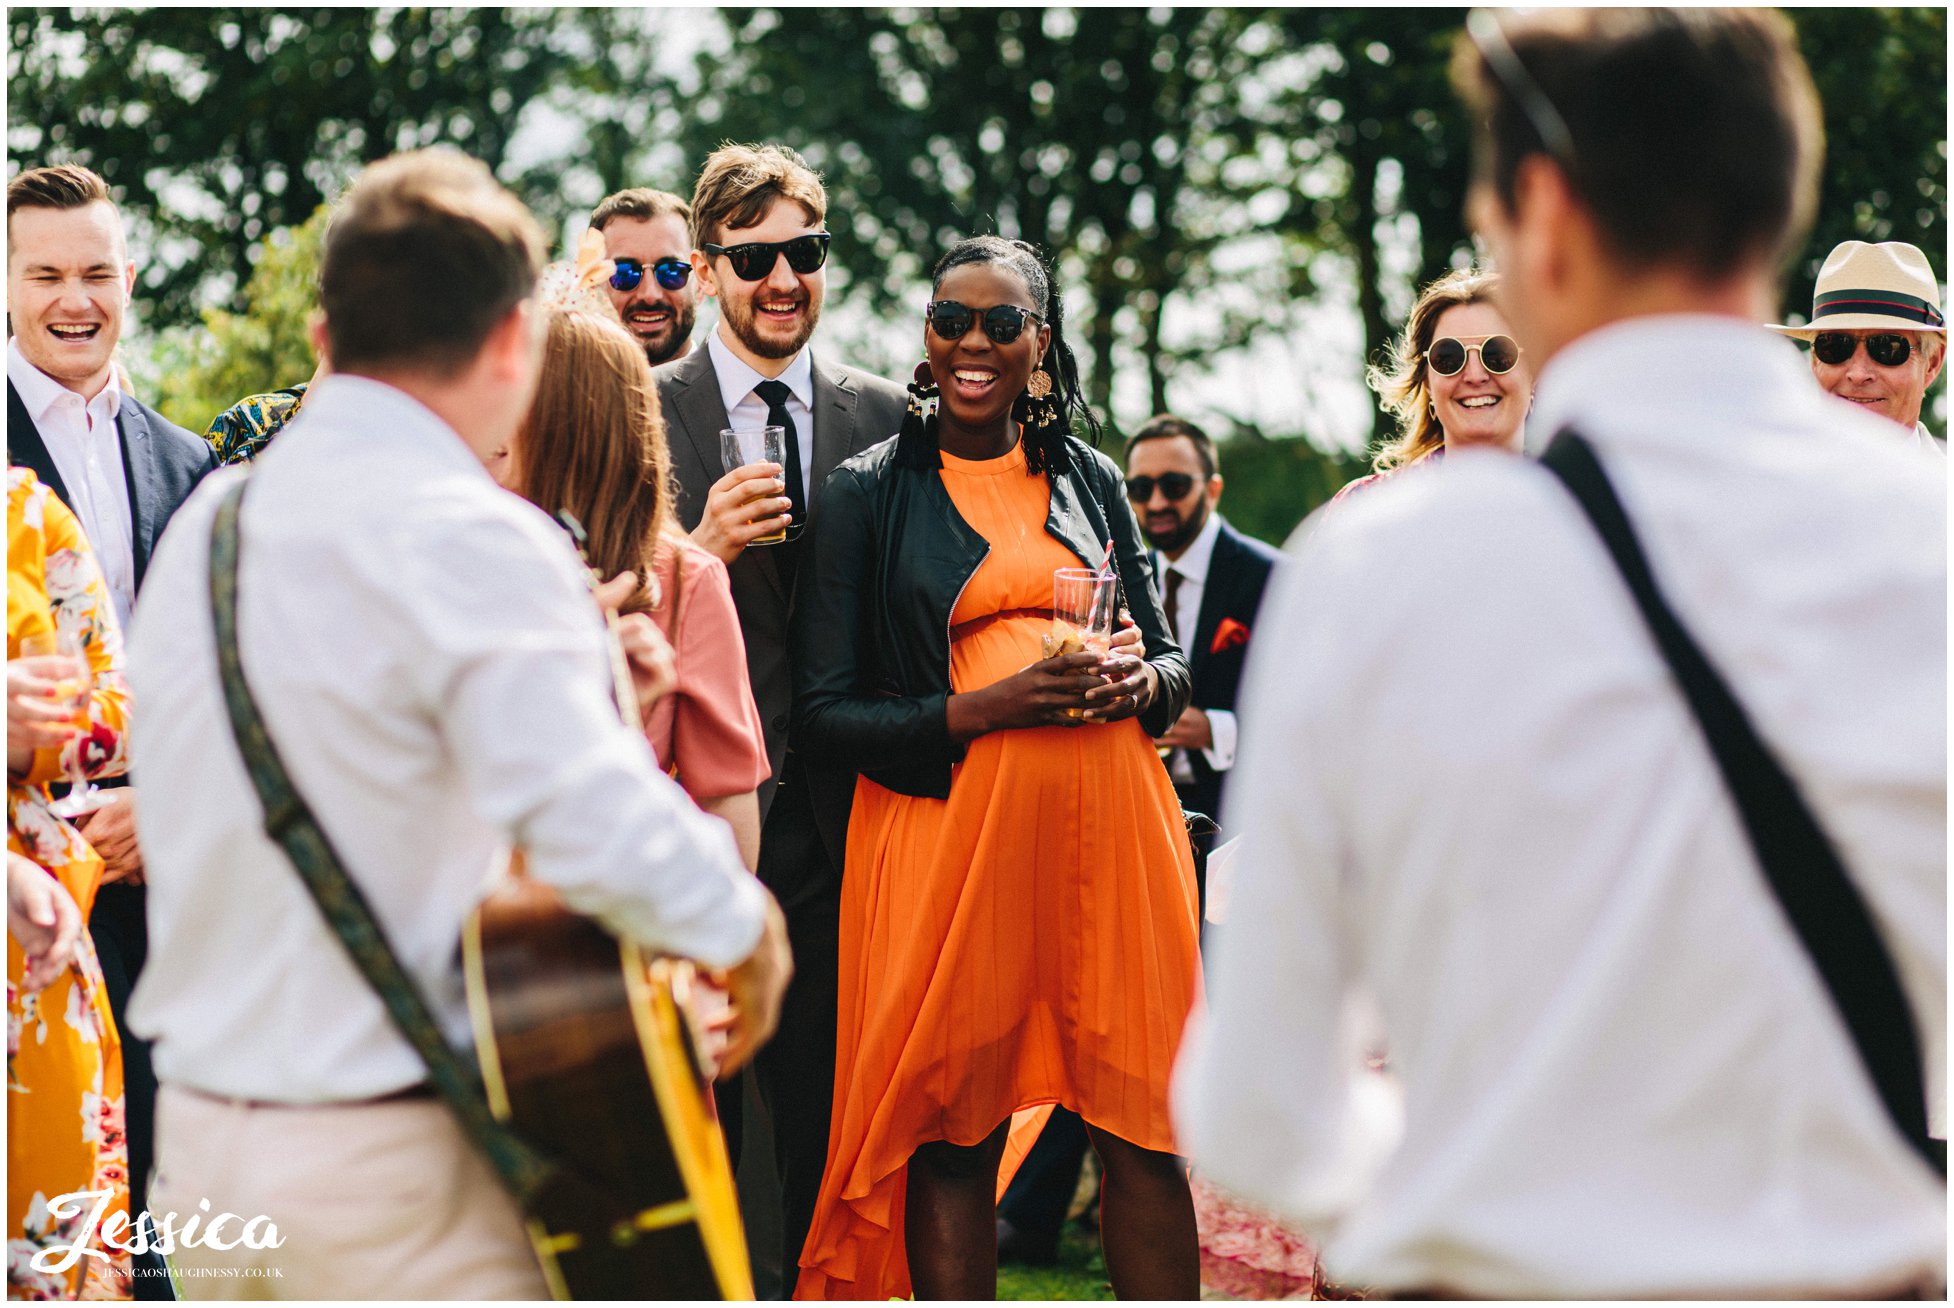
[791,433,1190,800]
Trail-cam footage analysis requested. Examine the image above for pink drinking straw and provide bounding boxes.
[1098,538,1116,578]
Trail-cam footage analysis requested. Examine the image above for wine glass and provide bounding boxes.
[17,629,107,818]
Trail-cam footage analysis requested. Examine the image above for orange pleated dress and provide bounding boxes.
[795,440,1203,1300]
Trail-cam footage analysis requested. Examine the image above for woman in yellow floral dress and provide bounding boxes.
[7,467,133,1300]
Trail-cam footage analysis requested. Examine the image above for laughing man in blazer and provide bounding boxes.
[7,163,215,1294]
[653,143,906,1288]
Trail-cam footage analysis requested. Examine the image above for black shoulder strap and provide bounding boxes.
[206,478,566,1205]
[1540,430,1942,1177]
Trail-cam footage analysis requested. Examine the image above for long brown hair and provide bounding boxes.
[512,308,675,614]
[1365,267,1501,473]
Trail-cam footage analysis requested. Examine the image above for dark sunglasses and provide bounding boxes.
[1125,473,1198,503]
[1427,334,1521,376]
[701,233,831,282]
[925,300,1043,345]
[1813,331,1913,368]
[609,257,691,293]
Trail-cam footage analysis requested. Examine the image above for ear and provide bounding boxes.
[1207,473,1225,508]
[482,299,537,386]
[121,260,136,303]
[1035,322,1053,369]
[692,248,718,302]
[1925,336,1947,389]
[308,315,332,362]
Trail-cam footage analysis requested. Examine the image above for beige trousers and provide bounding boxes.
[150,1085,551,1300]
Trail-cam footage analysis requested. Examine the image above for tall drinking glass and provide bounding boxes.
[1049,567,1119,718]
[719,425,789,546]
[17,629,106,818]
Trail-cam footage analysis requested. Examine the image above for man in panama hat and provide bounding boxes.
[1769,240,1946,449]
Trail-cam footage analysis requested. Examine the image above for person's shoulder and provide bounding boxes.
[836,431,904,479]
[664,532,732,590]
[1217,517,1283,569]
[819,355,907,405]
[652,346,714,393]
[124,393,212,458]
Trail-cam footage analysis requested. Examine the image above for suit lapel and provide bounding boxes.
[808,353,859,526]
[7,382,69,508]
[117,399,164,581]
[1187,525,1235,675]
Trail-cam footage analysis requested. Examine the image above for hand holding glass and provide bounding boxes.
[1046,568,1120,718]
[16,631,106,818]
[719,426,789,546]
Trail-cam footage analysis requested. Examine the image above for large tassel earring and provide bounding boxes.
[908,360,939,418]
[1024,366,1060,430]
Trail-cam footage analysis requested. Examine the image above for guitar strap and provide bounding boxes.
[207,479,618,1222]
[1541,430,1943,1177]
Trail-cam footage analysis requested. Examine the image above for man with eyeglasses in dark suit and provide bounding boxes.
[654,141,907,1296]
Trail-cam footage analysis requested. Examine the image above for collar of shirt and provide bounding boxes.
[1165,510,1223,588]
[1524,314,1816,456]
[8,335,122,424]
[708,325,814,419]
[290,373,499,482]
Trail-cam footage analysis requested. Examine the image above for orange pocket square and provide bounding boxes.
[1209,617,1250,654]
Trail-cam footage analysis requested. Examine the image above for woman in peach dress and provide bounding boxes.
[792,237,1201,1300]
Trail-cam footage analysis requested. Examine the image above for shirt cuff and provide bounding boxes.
[1201,708,1238,773]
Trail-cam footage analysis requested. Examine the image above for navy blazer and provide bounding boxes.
[1154,516,1281,831]
[9,380,218,594]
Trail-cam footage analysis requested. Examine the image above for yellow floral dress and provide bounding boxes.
[7,468,133,1300]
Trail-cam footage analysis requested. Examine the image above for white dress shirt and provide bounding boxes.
[1175,316,1946,1297]
[9,338,138,627]
[1153,513,1238,780]
[126,375,767,1104]
[1911,420,1944,456]
[708,326,815,504]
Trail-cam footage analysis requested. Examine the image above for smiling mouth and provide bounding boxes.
[950,367,998,397]
[48,323,101,342]
[1457,395,1500,409]
[625,306,672,333]
[755,298,802,323]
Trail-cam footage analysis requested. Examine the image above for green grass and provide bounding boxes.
[996,1222,1115,1301]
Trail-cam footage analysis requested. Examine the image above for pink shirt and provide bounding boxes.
[645,535,770,800]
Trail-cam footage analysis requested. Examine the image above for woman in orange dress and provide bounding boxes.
[792,237,1201,1299]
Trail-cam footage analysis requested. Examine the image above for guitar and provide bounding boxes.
[461,511,752,1300]
[462,876,753,1300]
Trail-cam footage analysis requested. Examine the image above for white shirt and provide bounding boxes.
[708,326,815,504]
[1153,513,1238,780]
[8,338,138,627]
[127,376,768,1104]
[1912,420,1944,457]
[1175,316,1946,1297]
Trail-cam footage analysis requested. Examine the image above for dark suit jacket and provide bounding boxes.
[1154,516,1282,830]
[654,344,908,877]
[8,379,218,595]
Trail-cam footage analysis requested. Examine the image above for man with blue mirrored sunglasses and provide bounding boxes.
[591,186,699,366]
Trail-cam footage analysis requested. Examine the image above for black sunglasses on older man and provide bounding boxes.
[701,233,832,282]
[1812,332,1914,368]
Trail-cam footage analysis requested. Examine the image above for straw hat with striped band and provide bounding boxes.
[1768,240,1945,339]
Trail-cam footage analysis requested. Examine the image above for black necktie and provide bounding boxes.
[1164,567,1183,639]
[753,379,806,539]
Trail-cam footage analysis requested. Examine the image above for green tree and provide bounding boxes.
[7,7,574,329]
[145,206,326,435]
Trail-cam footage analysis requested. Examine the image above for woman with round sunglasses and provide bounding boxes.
[792,236,1200,1300]
[1336,267,1535,503]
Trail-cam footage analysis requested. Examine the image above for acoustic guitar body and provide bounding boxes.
[462,877,753,1300]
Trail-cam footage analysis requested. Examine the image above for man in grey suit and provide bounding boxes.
[654,142,906,1293]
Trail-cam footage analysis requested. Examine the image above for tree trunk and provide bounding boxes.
[1349,140,1390,447]
[1142,292,1168,416]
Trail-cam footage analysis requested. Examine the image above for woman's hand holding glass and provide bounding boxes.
[1079,619,1156,723]
[12,631,104,815]
[946,651,1108,740]
[7,653,83,776]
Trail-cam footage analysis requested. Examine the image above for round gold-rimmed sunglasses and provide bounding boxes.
[1426,333,1522,376]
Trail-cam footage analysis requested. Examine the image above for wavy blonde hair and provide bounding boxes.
[511,308,676,615]
[1365,267,1502,473]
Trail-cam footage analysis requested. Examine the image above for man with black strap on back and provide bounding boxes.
[1180,9,1944,1299]
[653,142,907,1293]
[6,163,215,1293]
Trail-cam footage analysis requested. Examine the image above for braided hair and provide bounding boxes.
[895,236,1102,475]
